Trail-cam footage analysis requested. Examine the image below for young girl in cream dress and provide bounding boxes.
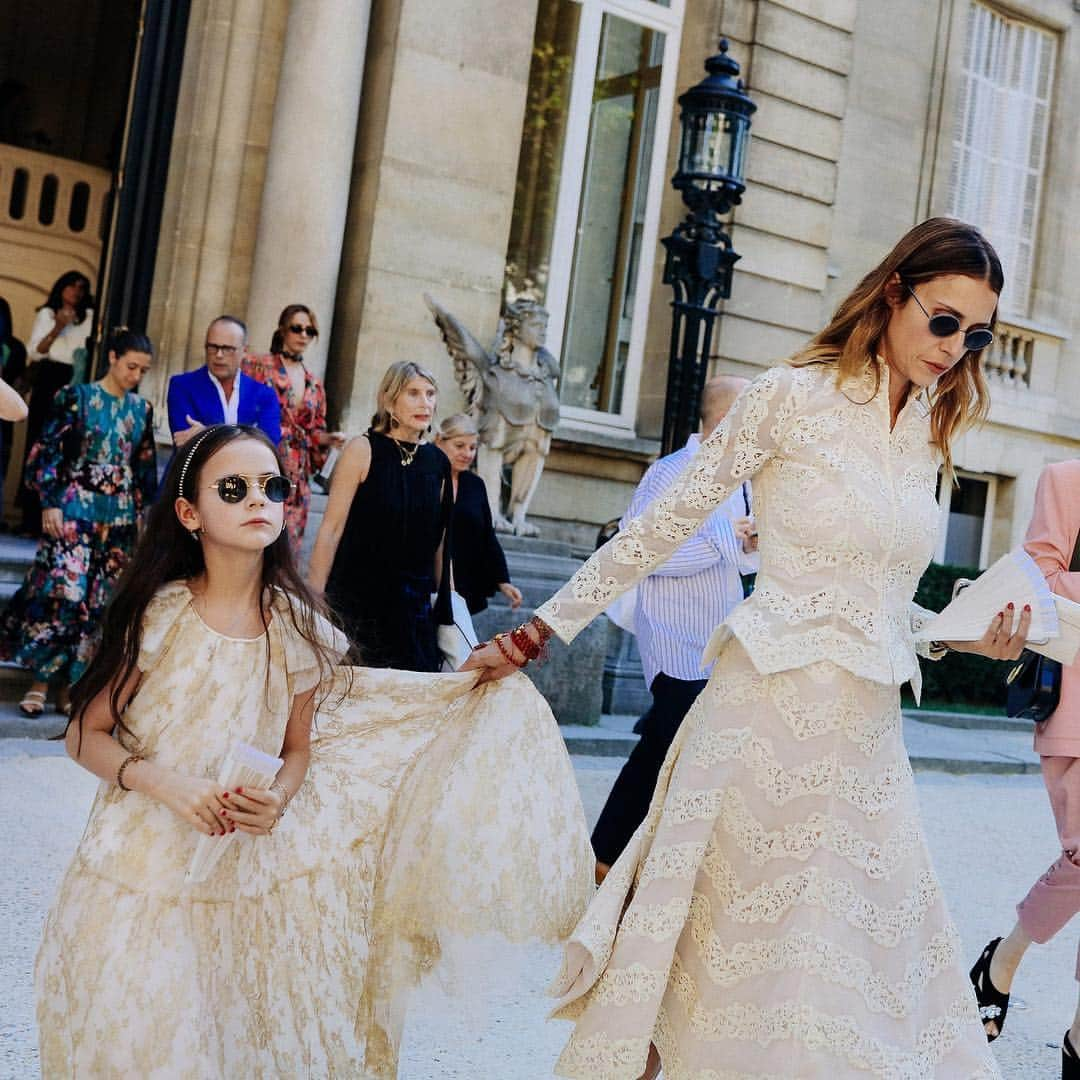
[36,424,591,1078]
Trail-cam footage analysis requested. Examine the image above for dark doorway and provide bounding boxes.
[0,0,190,357]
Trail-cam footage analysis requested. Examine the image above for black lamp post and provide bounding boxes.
[660,39,755,455]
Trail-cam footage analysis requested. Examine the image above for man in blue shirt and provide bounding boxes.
[166,316,280,447]
[592,375,758,883]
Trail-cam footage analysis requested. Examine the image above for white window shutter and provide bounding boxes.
[946,2,1056,318]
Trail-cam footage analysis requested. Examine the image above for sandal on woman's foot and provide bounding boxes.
[1064,1031,1080,1079]
[637,1043,661,1080]
[18,689,47,717]
[969,937,1010,1041]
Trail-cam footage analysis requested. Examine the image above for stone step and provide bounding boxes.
[0,535,36,601]
[0,663,32,697]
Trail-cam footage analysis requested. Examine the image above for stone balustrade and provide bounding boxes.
[983,320,1035,387]
[0,146,111,344]
[0,145,110,242]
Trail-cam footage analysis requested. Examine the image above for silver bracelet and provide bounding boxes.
[270,779,291,819]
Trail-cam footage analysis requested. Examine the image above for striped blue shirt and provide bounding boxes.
[622,434,758,686]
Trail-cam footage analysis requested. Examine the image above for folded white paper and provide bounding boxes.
[914,548,1080,666]
[185,741,284,885]
[1030,594,1080,666]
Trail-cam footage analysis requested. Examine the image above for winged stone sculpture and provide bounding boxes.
[425,293,560,537]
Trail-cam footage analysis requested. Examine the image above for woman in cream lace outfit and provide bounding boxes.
[36,424,591,1078]
[465,219,1028,1079]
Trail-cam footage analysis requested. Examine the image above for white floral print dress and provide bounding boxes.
[538,362,999,1079]
[35,582,592,1078]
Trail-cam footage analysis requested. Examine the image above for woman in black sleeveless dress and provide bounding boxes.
[308,361,452,670]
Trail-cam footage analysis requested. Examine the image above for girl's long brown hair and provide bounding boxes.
[69,425,344,746]
[792,217,1003,477]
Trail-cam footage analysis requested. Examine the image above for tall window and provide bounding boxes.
[506,0,682,430]
[946,2,1056,319]
[936,472,997,569]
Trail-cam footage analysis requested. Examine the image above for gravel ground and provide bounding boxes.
[0,744,1074,1079]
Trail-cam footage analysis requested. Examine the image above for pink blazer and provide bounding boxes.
[1024,460,1080,757]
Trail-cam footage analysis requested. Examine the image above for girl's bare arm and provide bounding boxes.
[67,669,230,837]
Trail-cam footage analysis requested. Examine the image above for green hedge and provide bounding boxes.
[905,562,1011,708]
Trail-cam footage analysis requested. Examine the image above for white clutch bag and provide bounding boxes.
[185,741,284,885]
[915,548,1080,666]
[437,589,480,672]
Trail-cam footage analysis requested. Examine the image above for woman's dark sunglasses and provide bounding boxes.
[904,282,994,352]
[206,473,293,503]
[287,323,318,338]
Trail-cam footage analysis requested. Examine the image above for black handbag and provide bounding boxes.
[1005,529,1080,722]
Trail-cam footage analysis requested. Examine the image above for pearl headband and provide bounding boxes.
[178,428,216,500]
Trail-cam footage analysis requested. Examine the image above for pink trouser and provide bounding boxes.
[1017,755,1080,980]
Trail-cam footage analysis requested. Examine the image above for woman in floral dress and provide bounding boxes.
[0,328,156,716]
[243,304,343,550]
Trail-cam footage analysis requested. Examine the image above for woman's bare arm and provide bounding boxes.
[0,377,27,421]
[307,434,370,593]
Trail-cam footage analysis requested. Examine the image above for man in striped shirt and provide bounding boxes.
[592,375,759,883]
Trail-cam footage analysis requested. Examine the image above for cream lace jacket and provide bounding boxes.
[537,362,943,701]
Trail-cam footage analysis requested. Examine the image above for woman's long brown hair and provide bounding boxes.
[792,217,1003,477]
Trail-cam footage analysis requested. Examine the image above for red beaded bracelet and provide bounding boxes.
[493,632,525,668]
[509,624,541,661]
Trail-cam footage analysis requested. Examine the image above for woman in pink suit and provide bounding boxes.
[970,459,1080,1077]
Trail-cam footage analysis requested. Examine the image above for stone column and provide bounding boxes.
[144,0,287,427]
[326,0,540,432]
[245,0,372,378]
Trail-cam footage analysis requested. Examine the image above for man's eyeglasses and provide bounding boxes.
[287,324,318,338]
[206,474,293,504]
[904,282,994,352]
[205,343,240,356]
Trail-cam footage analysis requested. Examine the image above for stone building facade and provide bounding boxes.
[2,0,1078,565]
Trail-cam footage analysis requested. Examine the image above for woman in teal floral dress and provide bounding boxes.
[0,329,157,716]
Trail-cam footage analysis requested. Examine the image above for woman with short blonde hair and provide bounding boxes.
[308,360,452,670]
[370,360,438,435]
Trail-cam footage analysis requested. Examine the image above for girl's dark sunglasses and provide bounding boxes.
[206,474,293,503]
[904,282,994,352]
[287,323,318,338]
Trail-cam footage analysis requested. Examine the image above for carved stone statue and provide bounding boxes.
[425,294,560,536]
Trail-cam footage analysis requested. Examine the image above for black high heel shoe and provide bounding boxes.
[1063,1030,1079,1080]
[969,937,1010,1042]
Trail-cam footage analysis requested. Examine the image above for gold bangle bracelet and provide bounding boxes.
[116,754,145,791]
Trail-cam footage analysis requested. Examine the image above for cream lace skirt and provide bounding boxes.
[36,670,592,1079]
[551,640,999,1079]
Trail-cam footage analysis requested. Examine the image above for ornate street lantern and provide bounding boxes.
[673,39,756,213]
[661,40,756,455]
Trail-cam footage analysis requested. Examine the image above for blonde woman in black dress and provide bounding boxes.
[308,361,453,669]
